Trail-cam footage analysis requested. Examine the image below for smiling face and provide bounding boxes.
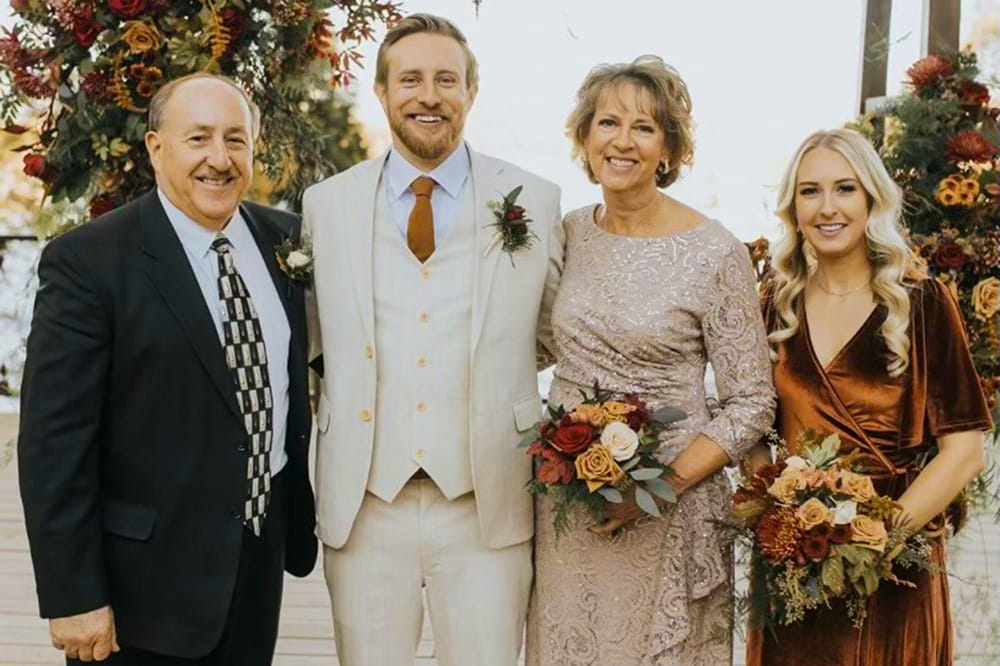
[145,78,254,230]
[375,31,477,171]
[584,83,668,195]
[794,146,872,263]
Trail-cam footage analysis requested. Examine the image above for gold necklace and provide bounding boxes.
[814,278,871,297]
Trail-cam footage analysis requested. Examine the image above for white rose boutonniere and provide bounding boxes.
[275,237,313,283]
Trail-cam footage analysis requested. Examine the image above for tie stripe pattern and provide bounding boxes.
[211,235,272,537]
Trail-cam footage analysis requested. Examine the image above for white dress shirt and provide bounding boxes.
[383,142,471,248]
[158,190,289,475]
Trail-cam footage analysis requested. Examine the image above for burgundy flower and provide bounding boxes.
[947,130,998,164]
[957,80,990,109]
[82,69,114,103]
[73,21,102,48]
[504,204,525,221]
[89,195,116,219]
[830,524,853,545]
[807,522,834,541]
[108,0,146,19]
[22,153,46,178]
[622,394,649,430]
[220,8,248,39]
[906,55,953,89]
[801,534,830,562]
[933,242,969,270]
[552,423,594,455]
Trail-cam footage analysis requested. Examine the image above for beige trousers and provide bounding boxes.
[323,480,532,666]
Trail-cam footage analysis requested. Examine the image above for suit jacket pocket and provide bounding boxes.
[512,394,543,433]
[102,499,157,541]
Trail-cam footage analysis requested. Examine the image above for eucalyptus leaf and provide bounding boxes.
[634,486,660,517]
[650,406,686,424]
[597,487,623,503]
[516,426,540,449]
[629,467,663,481]
[619,457,640,471]
[643,477,677,503]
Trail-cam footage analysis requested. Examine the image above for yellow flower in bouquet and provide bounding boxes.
[850,515,888,552]
[602,401,636,423]
[768,469,806,504]
[795,497,832,530]
[836,470,878,502]
[122,19,164,54]
[570,403,608,427]
[575,445,625,492]
[972,277,1000,321]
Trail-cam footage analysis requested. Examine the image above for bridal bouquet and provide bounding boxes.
[518,382,685,535]
[733,431,932,628]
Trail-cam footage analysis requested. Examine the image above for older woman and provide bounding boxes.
[745,129,992,665]
[525,56,775,665]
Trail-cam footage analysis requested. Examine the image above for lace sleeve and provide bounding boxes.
[700,243,776,462]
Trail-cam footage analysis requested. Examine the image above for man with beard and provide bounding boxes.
[303,13,563,665]
[18,73,317,664]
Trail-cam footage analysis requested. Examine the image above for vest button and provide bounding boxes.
[415,448,425,459]
[417,357,427,368]
[419,312,429,323]
[416,402,426,412]
[420,268,431,280]
[361,409,372,422]
[364,345,373,359]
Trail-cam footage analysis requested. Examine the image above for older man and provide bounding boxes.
[304,13,564,666]
[18,73,317,665]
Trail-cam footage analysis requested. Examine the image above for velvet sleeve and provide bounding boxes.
[920,280,994,436]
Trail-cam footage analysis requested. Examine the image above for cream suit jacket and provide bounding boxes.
[303,148,564,549]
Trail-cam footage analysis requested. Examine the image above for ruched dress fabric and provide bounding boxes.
[525,205,776,665]
[745,278,994,666]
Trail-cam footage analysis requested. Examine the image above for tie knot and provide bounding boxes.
[211,235,232,254]
[410,176,435,198]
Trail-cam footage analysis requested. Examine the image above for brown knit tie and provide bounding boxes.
[407,176,436,263]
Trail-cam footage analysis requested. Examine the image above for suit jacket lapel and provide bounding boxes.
[344,151,386,341]
[138,191,243,424]
[241,203,292,322]
[470,150,504,360]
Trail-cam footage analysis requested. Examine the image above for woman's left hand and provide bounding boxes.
[588,486,669,536]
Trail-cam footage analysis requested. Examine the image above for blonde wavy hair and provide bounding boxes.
[769,128,925,378]
[566,55,695,188]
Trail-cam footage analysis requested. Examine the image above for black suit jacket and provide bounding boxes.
[17,190,317,657]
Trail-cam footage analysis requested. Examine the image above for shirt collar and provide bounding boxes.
[384,141,471,202]
[158,188,249,259]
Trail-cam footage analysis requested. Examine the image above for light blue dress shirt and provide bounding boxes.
[158,190,289,475]
[383,142,472,249]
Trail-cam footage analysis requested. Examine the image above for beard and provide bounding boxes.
[389,112,462,162]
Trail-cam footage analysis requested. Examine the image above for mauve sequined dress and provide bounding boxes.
[525,205,776,665]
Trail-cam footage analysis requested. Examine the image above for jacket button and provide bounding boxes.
[236,441,247,452]
[364,345,373,359]
[361,409,372,422]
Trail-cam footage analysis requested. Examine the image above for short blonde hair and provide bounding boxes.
[566,55,694,188]
[375,13,478,89]
[148,72,260,140]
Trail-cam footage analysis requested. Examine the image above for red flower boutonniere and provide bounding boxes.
[485,185,538,266]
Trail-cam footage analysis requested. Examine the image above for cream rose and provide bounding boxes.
[972,277,1000,321]
[783,455,809,471]
[850,515,888,552]
[767,472,804,504]
[837,470,878,503]
[832,500,858,525]
[575,445,625,492]
[286,250,311,269]
[795,497,832,530]
[600,421,640,461]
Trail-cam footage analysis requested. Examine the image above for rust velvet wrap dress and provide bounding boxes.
[746,279,993,666]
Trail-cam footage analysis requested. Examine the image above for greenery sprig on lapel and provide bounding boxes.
[485,185,538,266]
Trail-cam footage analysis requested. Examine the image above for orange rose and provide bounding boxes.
[575,445,625,492]
[850,515,888,552]
[570,403,608,427]
[767,471,805,504]
[122,19,163,54]
[795,498,832,530]
[837,471,878,503]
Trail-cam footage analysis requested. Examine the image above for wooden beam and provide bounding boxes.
[859,0,893,114]
[923,0,960,56]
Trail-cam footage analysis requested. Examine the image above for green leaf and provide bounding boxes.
[620,457,640,471]
[650,406,686,424]
[643,477,677,503]
[630,467,663,481]
[597,487,623,503]
[516,426,539,449]
[634,486,660,517]
[503,185,523,207]
[821,557,846,596]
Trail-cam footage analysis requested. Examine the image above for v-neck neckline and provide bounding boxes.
[803,302,880,374]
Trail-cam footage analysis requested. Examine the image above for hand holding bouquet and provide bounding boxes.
[733,431,932,628]
[519,382,685,536]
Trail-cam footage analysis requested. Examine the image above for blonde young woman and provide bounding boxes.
[746,128,993,665]
[526,56,775,665]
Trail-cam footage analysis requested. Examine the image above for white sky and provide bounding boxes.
[1,0,993,241]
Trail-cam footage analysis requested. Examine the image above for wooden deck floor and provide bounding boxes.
[2,413,998,664]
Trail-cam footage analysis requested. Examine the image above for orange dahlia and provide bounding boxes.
[755,506,803,563]
[906,55,953,88]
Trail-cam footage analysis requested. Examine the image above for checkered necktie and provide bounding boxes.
[211,235,272,537]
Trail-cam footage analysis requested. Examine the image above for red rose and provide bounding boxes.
[220,8,248,38]
[22,153,46,178]
[537,447,575,485]
[933,242,969,270]
[958,80,990,109]
[73,22,102,47]
[552,423,594,455]
[108,0,146,19]
[89,194,116,219]
[756,463,784,484]
[830,524,853,545]
[801,534,830,562]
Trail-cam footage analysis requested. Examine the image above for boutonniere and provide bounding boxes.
[275,237,313,283]
[485,185,538,266]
